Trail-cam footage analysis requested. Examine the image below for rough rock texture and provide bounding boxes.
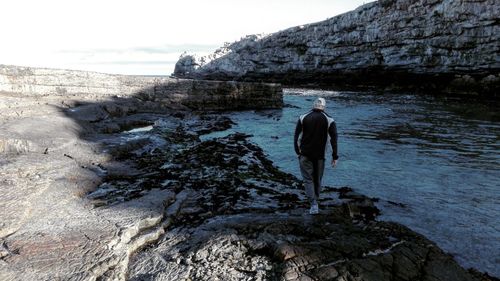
[174,0,500,97]
[0,65,498,280]
[1,98,497,280]
[0,65,278,280]
[0,65,282,153]
[0,64,283,115]
[129,213,490,281]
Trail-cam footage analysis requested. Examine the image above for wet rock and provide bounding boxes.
[388,200,408,208]
[1,84,496,280]
[339,190,366,200]
[195,115,235,135]
[344,199,381,221]
[100,122,121,134]
[323,186,382,220]
[129,210,495,281]
[171,111,186,119]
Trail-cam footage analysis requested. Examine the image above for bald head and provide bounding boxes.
[313,97,326,110]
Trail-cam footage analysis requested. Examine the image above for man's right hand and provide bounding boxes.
[331,159,338,168]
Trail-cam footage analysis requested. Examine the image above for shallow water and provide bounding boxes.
[207,89,500,276]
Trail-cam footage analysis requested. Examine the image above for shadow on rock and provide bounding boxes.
[1,79,497,281]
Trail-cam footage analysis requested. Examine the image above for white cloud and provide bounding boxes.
[0,0,374,75]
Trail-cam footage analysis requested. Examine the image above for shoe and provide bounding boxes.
[309,203,319,215]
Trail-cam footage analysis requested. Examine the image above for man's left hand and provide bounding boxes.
[331,159,338,168]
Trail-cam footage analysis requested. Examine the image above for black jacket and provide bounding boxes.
[294,109,338,160]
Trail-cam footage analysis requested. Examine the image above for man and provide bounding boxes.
[294,97,338,215]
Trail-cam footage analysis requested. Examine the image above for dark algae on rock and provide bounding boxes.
[1,86,498,279]
[80,110,497,280]
[0,65,284,280]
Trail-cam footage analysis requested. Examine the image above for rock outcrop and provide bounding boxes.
[1,65,498,280]
[0,64,283,115]
[2,104,496,280]
[174,0,500,97]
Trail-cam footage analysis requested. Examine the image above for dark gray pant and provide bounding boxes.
[299,155,325,204]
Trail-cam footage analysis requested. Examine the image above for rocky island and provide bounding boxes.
[1,0,499,280]
[174,0,499,97]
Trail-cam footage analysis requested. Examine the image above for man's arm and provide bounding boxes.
[329,121,338,166]
[294,119,302,155]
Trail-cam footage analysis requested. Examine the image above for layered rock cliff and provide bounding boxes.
[0,64,283,114]
[174,0,500,97]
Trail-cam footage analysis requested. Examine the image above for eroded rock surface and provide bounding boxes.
[0,66,280,280]
[174,0,500,96]
[0,64,283,118]
[130,213,492,281]
[0,66,498,280]
[110,123,496,281]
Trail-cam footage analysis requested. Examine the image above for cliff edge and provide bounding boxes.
[174,0,499,97]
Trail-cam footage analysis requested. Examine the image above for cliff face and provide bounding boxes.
[174,0,500,96]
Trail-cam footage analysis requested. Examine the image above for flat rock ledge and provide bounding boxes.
[0,64,283,114]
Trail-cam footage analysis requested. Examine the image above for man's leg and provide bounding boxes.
[314,159,325,198]
[299,155,316,204]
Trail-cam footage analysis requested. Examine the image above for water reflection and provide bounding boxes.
[225,90,500,276]
[334,92,500,170]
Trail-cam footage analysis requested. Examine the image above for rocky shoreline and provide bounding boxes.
[1,76,498,280]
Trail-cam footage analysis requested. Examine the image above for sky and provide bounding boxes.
[1,0,374,75]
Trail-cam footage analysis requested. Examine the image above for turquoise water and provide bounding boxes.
[208,89,500,276]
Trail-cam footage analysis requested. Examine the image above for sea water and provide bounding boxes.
[206,89,500,276]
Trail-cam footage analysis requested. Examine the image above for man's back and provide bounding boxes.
[294,109,338,161]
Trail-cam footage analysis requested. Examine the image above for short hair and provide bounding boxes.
[313,97,326,110]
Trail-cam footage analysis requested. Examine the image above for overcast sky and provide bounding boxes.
[1,0,373,75]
